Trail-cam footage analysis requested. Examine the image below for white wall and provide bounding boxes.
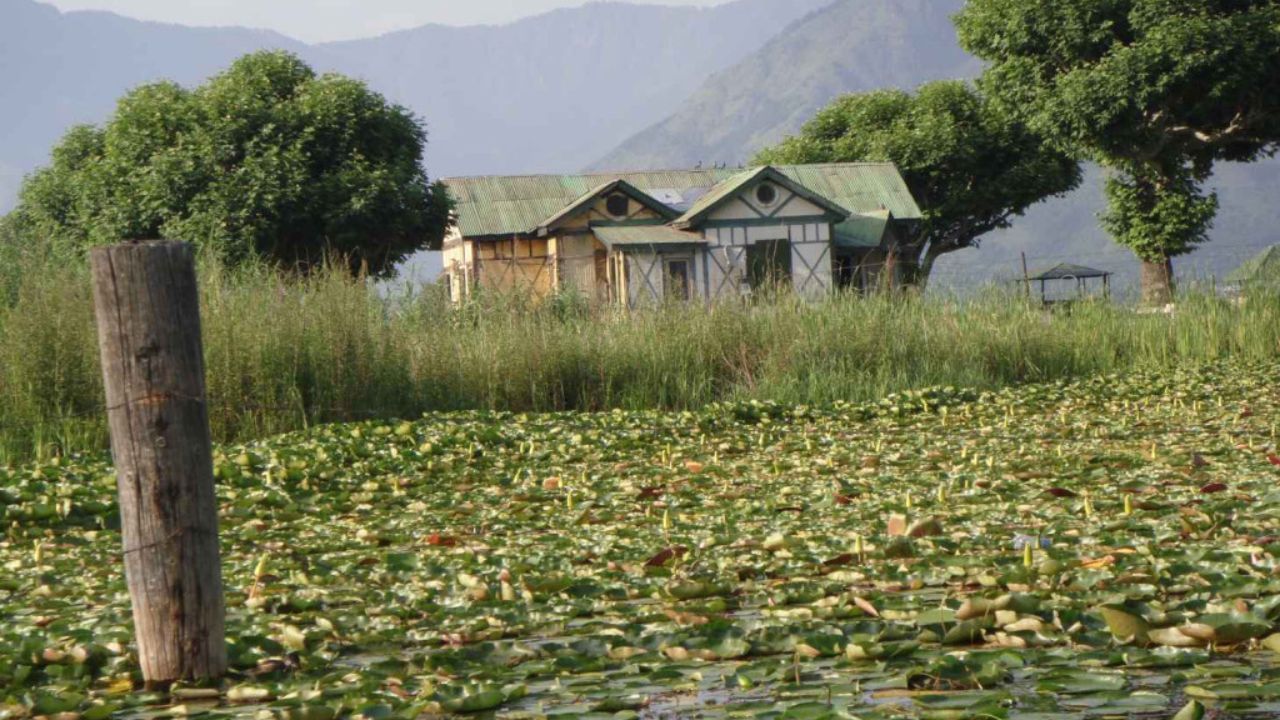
[702,221,833,301]
[694,181,836,300]
[626,252,662,308]
[625,250,705,306]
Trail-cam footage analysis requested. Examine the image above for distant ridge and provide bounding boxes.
[591,0,978,171]
[0,0,832,212]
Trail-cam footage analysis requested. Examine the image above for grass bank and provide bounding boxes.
[0,254,1275,463]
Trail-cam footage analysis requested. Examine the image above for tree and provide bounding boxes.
[956,0,1280,304]
[12,51,452,277]
[757,81,1081,288]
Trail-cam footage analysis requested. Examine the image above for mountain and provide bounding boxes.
[593,0,1279,294]
[0,0,833,213]
[592,0,980,171]
[319,0,836,177]
[0,0,310,212]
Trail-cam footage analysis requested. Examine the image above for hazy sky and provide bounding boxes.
[41,0,730,43]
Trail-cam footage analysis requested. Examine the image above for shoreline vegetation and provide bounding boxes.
[0,251,1275,464]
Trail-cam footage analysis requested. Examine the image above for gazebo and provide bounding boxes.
[1024,263,1112,305]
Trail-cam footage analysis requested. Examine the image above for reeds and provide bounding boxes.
[0,254,1274,463]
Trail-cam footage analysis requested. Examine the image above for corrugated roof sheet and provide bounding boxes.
[834,210,891,249]
[446,163,922,238]
[594,226,708,247]
[781,164,921,223]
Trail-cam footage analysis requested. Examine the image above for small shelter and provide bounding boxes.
[1226,245,1280,287]
[1024,263,1112,305]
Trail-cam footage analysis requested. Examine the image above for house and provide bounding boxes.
[441,163,923,306]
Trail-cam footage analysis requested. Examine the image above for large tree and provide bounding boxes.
[12,51,452,277]
[757,81,1081,287]
[956,0,1280,304]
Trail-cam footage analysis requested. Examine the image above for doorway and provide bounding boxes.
[746,239,792,291]
[664,257,692,301]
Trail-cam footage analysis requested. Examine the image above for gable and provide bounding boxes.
[703,185,832,223]
[536,179,676,236]
[580,194,669,228]
[672,166,850,229]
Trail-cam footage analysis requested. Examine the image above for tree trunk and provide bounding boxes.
[1140,257,1175,307]
[892,244,928,291]
[90,241,226,685]
[893,242,949,292]
[915,246,948,292]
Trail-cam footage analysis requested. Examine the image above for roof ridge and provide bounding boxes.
[442,161,900,182]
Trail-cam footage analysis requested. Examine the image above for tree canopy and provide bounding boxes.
[12,51,452,277]
[756,81,1081,286]
[956,0,1280,302]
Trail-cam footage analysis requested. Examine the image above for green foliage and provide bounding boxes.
[0,253,1276,462]
[956,0,1280,265]
[12,51,452,276]
[2,358,1280,715]
[1102,168,1220,260]
[757,82,1081,282]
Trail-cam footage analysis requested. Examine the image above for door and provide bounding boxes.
[664,257,692,302]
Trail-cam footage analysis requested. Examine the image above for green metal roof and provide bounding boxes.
[672,166,851,228]
[446,163,921,238]
[834,210,892,249]
[780,164,921,223]
[593,226,707,248]
[1227,245,1280,284]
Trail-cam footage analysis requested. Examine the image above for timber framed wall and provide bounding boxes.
[697,181,836,301]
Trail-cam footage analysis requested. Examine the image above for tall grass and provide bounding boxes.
[0,253,1275,463]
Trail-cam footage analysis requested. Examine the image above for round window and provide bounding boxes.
[605,194,630,218]
[755,183,778,206]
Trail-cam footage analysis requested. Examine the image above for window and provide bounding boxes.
[664,258,692,301]
[605,193,630,218]
[755,183,778,207]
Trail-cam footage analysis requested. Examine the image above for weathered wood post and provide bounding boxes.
[90,241,226,684]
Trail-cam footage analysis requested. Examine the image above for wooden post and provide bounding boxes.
[90,241,226,684]
[1020,252,1032,301]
